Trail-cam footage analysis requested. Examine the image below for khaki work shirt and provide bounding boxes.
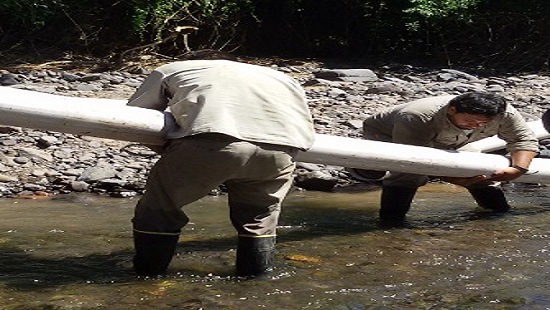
[363,95,539,153]
[127,60,315,150]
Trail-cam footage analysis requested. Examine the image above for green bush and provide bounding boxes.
[126,0,254,54]
[0,0,548,71]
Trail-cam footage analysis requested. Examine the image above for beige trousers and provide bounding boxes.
[132,133,298,237]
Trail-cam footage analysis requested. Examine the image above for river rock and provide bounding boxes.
[77,163,118,182]
[295,170,339,191]
[314,68,378,82]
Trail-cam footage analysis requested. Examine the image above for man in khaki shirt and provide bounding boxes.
[127,57,315,278]
[355,92,538,224]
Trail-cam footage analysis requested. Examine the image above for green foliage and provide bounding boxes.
[128,0,255,49]
[0,0,58,29]
[0,0,549,71]
[405,0,481,19]
[0,0,135,54]
[403,0,481,32]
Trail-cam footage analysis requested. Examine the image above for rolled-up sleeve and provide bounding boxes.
[497,109,539,153]
[127,70,169,111]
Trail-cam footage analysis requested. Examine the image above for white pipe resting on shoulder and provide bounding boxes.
[1,86,549,183]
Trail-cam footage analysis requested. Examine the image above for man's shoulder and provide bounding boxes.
[155,60,226,70]
[155,60,286,79]
[399,95,455,115]
[407,95,456,106]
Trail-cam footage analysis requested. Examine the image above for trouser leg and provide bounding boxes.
[225,143,296,235]
[379,186,418,222]
[134,135,298,277]
[379,171,429,223]
[131,135,255,276]
[467,184,510,212]
[133,230,179,277]
[225,143,297,277]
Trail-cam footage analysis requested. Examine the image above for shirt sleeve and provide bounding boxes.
[497,108,539,153]
[127,70,169,111]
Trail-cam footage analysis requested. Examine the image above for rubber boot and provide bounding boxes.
[133,231,179,277]
[467,186,510,212]
[236,236,276,278]
[379,186,418,223]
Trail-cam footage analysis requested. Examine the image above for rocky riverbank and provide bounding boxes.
[1,59,550,198]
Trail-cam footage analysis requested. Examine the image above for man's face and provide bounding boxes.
[447,106,495,130]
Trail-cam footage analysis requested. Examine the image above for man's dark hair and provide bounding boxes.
[449,92,507,116]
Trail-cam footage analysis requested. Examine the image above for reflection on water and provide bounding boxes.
[0,183,549,309]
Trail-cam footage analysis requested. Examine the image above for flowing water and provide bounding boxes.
[0,182,549,310]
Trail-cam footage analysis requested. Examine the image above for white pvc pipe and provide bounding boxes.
[1,86,549,183]
[0,86,171,145]
[295,134,549,183]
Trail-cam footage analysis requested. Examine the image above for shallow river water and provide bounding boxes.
[0,182,549,310]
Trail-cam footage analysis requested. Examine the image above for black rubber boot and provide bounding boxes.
[467,186,510,212]
[379,186,418,223]
[133,231,179,277]
[236,236,276,278]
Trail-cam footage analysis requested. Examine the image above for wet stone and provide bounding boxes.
[61,72,81,82]
[52,149,73,159]
[80,153,97,161]
[294,171,339,192]
[77,164,117,182]
[0,164,10,172]
[110,190,138,198]
[0,174,18,182]
[0,185,12,195]
[37,136,59,148]
[87,141,103,148]
[0,73,19,86]
[17,147,54,162]
[63,168,84,176]
[23,183,46,191]
[13,157,30,164]
[1,139,17,146]
[74,83,102,92]
[70,180,89,192]
[30,169,46,177]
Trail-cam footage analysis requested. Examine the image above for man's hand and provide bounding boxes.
[440,175,490,187]
[440,165,527,187]
[486,166,526,182]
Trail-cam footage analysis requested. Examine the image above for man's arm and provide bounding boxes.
[127,70,168,111]
[489,106,539,181]
[489,149,537,181]
[127,70,171,153]
[497,106,539,154]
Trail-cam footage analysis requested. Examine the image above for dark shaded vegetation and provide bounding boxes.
[1,0,549,73]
